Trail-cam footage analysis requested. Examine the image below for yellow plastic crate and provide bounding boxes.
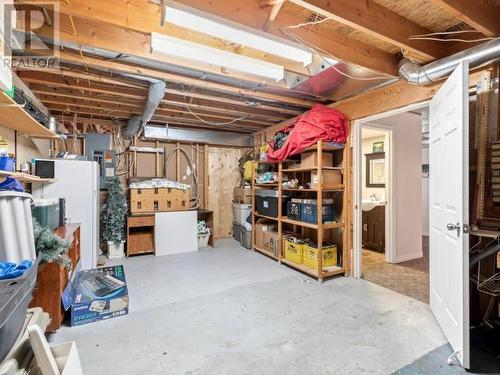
[284,237,304,264]
[303,242,338,269]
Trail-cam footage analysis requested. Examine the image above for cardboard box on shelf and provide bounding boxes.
[310,170,342,189]
[255,220,277,249]
[262,230,279,254]
[69,265,129,327]
[301,151,333,168]
[233,186,252,204]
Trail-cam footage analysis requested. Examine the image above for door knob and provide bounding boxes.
[447,223,460,236]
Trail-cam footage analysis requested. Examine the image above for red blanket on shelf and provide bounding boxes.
[267,104,348,161]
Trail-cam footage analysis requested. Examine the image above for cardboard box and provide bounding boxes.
[301,151,333,168]
[262,230,279,254]
[130,187,190,213]
[233,186,252,204]
[70,265,129,326]
[255,220,277,249]
[310,170,342,189]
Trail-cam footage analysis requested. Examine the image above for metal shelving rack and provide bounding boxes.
[252,140,350,282]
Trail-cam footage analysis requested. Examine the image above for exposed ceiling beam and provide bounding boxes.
[55,50,319,108]
[27,0,398,76]
[166,0,398,75]
[31,66,303,115]
[52,112,259,133]
[431,0,500,37]
[38,95,272,128]
[25,0,312,76]
[19,74,291,121]
[288,0,454,61]
[261,0,285,30]
[27,12,290,87]
[55,115,256,134]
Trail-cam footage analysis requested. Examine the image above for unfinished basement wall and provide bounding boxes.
[0,124,50,167]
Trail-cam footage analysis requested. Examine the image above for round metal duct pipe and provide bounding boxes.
[399,37,500,86]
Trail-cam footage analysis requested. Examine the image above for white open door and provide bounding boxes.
[429,61,469,368]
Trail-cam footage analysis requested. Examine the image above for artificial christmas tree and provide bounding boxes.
[102,176,128,259]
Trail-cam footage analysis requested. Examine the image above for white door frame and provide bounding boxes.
[352,101,429,278]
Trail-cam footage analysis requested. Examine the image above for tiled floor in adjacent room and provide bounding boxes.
[362,237,429,303]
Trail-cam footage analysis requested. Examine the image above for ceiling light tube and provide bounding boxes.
[163,6,313,67]
[151,32,285,81]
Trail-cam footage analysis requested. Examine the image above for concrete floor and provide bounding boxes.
[50,239,460,374]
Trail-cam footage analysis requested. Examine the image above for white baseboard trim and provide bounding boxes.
[394,250,423,263]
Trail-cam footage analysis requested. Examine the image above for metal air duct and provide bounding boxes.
[399,37,500,86]
[122,80,166,138]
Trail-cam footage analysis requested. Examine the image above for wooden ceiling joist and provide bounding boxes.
[36,93,276,127]
[26,0,399,76]
[20,74,291,121]
[431,0,500,37]
[39,66,304,115]
[30,0,313,76]
[52,112,260,133]
[56,50,319,108]
[38,96,274,128]
[288,0,454,61]
[165,0,399,76]
[26,12,290,88]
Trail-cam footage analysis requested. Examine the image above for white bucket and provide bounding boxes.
[0,192,36,263]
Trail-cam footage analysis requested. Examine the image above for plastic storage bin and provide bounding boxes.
[301,199,335,224]
[240,229,252,249]
[303,242,338,269]
[284,237,304,264]
[233,223,243,242]
[0,192,36,263]
[0,259,38,363]
[255,190,290,218]
[232,203,252,225]
[32,198,60,230]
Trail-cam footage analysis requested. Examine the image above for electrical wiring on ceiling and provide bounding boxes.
[184,106,249,126]
[409,29,495,43]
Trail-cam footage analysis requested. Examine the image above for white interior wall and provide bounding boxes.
[361,134,386,200]
[367,111,423,263]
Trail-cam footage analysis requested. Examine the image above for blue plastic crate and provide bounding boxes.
[301,203,335,224]
[287,200,302,221]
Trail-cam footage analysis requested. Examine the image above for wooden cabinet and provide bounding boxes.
[127,215,155,256]
[362,206,385,252]
[30,224,80,332]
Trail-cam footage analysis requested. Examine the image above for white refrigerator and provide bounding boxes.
[33,160,100,270]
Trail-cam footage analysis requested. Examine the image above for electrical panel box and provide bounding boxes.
[92,150,115,190]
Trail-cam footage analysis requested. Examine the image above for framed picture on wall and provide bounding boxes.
[373,141,384,153]
[366,153,385,188]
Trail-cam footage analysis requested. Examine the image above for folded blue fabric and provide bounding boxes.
[0,177,24,192]
[0,260,33,280]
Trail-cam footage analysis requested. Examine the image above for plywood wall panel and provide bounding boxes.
[208,147,247,239]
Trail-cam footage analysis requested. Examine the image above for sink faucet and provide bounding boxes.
[369,194,377,201]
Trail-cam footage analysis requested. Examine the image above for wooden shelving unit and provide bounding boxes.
[252,140,350,282]
[0,92,59,139]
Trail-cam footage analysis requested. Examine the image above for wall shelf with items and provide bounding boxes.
[0,169,55,183]
[0,92,59,139]
[251,140,350,282]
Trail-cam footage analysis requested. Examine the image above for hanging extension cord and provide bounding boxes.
[163,146,201,209]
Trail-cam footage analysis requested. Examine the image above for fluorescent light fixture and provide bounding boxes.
[163,6,313,67]
[151,32,285,81]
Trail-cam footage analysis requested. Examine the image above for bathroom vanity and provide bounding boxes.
[362,204,385,252]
